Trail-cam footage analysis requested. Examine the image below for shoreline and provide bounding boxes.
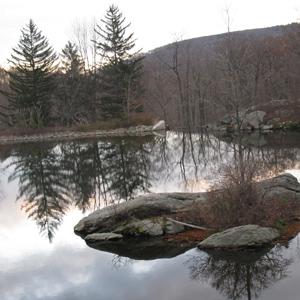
[0,124,165,145]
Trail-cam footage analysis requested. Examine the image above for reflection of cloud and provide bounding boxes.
[0,247,219,300]
[1,238,300,300]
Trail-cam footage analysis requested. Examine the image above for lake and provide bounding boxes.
[0,131,300,300]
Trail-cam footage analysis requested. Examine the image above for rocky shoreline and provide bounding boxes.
[0,120,166,145]
[74,173,300,257]
[212,99,300,132]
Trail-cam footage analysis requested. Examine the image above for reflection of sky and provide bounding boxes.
[1,240,300,300]
[0,133,300,300]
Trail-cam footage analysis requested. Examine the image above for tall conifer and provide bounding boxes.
[7,19,57,127]
[94,5,143,119]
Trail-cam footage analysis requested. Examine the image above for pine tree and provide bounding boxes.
[7,19,57,127]
[55,41,86,125]
[94,5,144,119]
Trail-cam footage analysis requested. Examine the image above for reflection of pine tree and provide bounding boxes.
[61,142,96,211]
[61,138,151,207]
[102,138,151,202]
[8,144,70,242]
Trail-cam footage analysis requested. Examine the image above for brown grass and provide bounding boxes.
[164,229,211,243]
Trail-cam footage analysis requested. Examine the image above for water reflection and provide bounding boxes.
[5,137,153,241]
[1,131,300,241]
[186,246,292,300]
[7,144,71,241]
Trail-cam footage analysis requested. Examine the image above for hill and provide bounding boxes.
[142,23,300,129]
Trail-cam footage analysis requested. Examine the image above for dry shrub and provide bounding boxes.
[178,159,300,230]
[203,161,262,228]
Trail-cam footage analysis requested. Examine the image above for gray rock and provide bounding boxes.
[198,225,280,249]
[262,124,273,131]
[114,219,164,236]
[152,120,166,131]
[85,232,123,242]
[257,173,300,201]
[243,110,266,129]
[113,217,185,237]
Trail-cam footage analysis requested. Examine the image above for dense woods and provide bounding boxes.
[0,6,300,130]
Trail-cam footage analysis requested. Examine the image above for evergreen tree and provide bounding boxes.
[55,41,86,125]
[7,19,57,127]
[94,5,144,119]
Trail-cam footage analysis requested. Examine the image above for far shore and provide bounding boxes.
[0,121,166,145]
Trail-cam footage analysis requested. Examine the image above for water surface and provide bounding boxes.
[1,131,300,300]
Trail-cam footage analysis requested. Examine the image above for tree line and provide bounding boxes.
[0,5,144,128]
[0,7,299,130]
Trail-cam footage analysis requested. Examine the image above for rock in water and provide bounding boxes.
[152,120,166,131]
[74,192,206,237]
[74,174,300,238]
[198,225,280,249]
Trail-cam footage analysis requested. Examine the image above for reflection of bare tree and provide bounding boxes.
[0,164,3,200]
[185,246,292,300]
[111,255,132,270]
[151,130,300,193]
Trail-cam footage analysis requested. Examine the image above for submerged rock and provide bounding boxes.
[198,225,280,249]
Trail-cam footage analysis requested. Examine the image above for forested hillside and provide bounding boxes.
[142,23,300,128]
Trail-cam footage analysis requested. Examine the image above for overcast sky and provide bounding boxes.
[0,0,299,66]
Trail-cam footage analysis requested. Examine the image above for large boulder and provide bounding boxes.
[74,192,207,237]
[243,110,266,129]
[198,225,280,249]
[257,173,300,201]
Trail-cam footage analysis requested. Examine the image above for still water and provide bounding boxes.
[0,131,300,300]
